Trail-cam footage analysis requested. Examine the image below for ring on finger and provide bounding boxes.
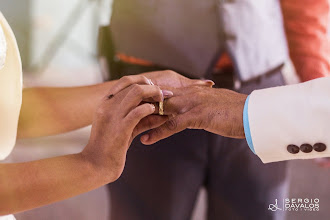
[159,101,164,115]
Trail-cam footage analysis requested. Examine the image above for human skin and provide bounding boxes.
[0,75,172,215]
[17,71,212,138]
[0,72,212,215]
[141,86,248,145]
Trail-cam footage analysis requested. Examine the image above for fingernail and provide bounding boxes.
[148,79,154,85]
[141,134,149,143]
[162,90,174,98]
[203,80,215,86]
[151,104,156,112]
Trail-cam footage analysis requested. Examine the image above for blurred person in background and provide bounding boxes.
[99,0,330,219]
[280,0,330,168]
[281,0,330,81]
[0,12,212,219]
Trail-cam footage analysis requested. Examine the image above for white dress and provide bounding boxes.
[0,12,23,220]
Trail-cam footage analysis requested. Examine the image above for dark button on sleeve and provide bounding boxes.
[287,145,300,154]
[313,143,327,152]
[300,144,313,153]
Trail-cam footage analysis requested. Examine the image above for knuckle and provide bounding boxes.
[165,70,176,76]
[165,118,178,131]
[140,75,150,84]
[157,88,163,98]
[131,84,143,95]
[121,75,132,84]
[95,106,108,118]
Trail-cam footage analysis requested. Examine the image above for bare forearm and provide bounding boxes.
[0,74,175,215]
[18,81,116,138]
[281,0,330,81]
[17,71,210,139]
[0,153,112,215]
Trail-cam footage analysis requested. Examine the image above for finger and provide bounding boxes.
[143,90,174,103]
[106,75,153,99]
[140,101,161,115]
[121,85,169,115]
[190,79,215,88]
[124,103,156,128]
[140,112,194,145]
[142,96,194,116]
[132,115,168,138]
[161,96,195,116]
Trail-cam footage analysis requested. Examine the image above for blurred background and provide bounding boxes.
[1,0,330,219]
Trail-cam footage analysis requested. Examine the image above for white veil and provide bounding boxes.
[0,12,23,160]
[0,16,6,70]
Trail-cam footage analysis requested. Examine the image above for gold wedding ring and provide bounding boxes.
[159,101,164,115]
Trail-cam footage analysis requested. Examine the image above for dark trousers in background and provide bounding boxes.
[107,63,289,220]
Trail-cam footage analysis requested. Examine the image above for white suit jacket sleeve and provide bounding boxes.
[248,77,330,163]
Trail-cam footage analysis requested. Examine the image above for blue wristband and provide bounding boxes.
[243,95,256,154]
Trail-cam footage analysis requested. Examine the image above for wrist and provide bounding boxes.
[79,147,122,183]
[204,89,247,138]
[236,94,248,138]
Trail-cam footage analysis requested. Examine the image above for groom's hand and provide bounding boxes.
[141,86,248,145]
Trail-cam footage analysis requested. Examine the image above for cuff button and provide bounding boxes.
[287,145,299,154]
[300,144,313,153]
[313,143,326,152]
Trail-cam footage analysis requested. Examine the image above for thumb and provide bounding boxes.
[132,115,168,138]
[140,112,194,145]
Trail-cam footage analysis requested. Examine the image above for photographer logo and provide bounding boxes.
[268,199,282,212]
[268,198,319,212]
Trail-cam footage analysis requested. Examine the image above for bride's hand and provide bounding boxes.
[82,75,172,181]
